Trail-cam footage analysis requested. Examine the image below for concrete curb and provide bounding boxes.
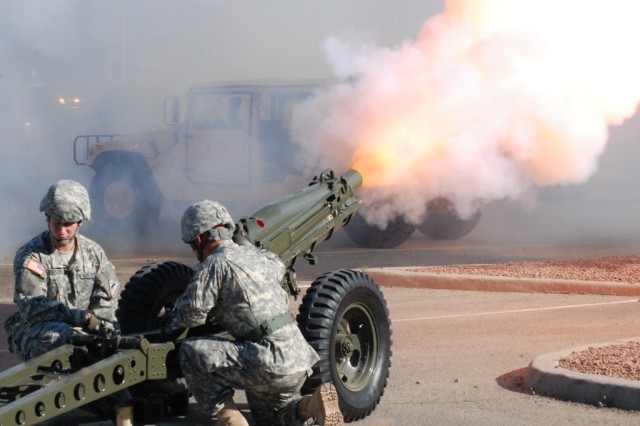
[364,267,640,296]
[4,266,639,300]
[525,338,640,411]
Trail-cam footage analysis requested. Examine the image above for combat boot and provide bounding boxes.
[216,398,249,426]
[297,383,343,426]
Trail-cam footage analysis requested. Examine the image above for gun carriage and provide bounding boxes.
[0,169,392,425]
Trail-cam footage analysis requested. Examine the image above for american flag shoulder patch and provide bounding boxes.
[25,259,45,277]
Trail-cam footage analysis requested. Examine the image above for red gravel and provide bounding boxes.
[416,256,640,283]
[558,341,640,381]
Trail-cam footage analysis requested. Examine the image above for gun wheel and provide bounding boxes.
[117,261,194,333]
[297,269,392,422]
[116,261,194,420]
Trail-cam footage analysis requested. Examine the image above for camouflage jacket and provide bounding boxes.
[9,231,119,329]
[172,239,320,375]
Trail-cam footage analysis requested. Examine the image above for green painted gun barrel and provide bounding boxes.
[234,169,362,269]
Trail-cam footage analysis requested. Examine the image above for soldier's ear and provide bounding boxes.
[191,235,203,251]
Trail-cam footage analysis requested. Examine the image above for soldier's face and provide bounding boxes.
[48,218,80,246]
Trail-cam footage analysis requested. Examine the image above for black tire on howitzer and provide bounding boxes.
[116,261,194,419]
[297,269,392,422]
[117,261,194,333]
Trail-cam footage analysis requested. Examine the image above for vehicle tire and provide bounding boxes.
[418,197,482,240]
[90,162,161,237]
[117,261,194,333]
[116,261,194,419]
[343,213,415,249]
[297,269,392,422]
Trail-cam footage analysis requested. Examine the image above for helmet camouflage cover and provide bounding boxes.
[181,200,235,243]
[39,179,91,222]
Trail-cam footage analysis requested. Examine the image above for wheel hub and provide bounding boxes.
[104,180,136,219]
[340,336,355,357]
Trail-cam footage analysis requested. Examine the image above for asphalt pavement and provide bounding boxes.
[364,267,640,413]
[1,260,640,424]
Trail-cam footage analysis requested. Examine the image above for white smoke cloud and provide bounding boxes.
[291,0,640,228]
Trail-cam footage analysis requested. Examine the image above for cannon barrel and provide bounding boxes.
[234,169,362,269]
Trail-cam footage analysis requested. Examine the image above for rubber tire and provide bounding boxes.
[116,261,194,415]
[343,213,415,249]
[417,197,482,240]
[117,261,194,333]
[297,269,392,422]
[90,163,161,237]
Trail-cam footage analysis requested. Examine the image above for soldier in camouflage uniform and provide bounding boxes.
[4,179,120,360]
[2,180,129,420]
[172,200,344,426]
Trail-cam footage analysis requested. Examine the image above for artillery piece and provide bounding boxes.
[0,169,392,425]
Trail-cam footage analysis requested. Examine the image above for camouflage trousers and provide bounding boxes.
[5,313,75,361]
[179,335,311,426]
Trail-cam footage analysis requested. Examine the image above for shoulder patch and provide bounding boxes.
[25,259,45,277]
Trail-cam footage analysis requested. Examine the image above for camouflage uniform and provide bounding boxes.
[4,180,120,361]
[172,239,320,425]
[5,231,120,360]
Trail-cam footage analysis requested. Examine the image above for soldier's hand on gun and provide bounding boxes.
[84,310,116,337]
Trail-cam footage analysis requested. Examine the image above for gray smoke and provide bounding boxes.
[0,0,443,260]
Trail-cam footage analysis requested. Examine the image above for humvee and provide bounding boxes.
[74,80,481,249]
[73,80,321,231]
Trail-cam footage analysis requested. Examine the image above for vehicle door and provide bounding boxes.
[185,91,252,185]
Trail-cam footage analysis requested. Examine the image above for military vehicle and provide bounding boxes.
[0,169,393,425]
[73,79,481,249]
[73,80,322,234]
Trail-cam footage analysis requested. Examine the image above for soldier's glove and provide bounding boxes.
[82,311,116,337]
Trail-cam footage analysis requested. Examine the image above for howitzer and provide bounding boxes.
[0,169,392,425]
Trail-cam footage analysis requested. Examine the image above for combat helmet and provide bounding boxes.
[40,179,91,222]
[181,200,235,245]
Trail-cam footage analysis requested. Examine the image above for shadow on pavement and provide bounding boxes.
[495,367,533,395]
